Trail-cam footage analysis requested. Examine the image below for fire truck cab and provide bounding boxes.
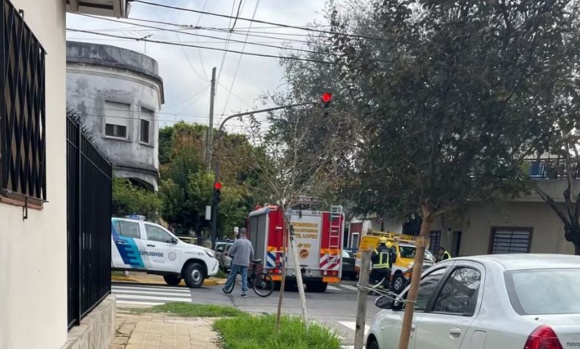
[247,204,345,292]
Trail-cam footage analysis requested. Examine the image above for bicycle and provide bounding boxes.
[222,259,275,297]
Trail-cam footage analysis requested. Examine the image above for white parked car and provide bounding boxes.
[367,254,580,349]
[111,217,219,288]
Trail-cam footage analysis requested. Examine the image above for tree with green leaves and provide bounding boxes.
[158,122,258,239]
[521,1,580,255]
[112,177,162,220]
[324,0,578,347]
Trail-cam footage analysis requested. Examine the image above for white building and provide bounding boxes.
[66,41,164,191]
[0,1,129,349]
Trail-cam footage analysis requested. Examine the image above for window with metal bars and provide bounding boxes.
[429,230,442,253]
[489,228,532,254]
[0,0,47,203]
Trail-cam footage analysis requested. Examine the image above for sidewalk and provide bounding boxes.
[111,272,227,287]
[113,311,220,349]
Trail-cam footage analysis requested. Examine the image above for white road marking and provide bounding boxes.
[114,294,193,302]
[116,300,160,306]
[327,285,340,291]
[338,321,370,336]
[341,284,358,291]
[112,289,192,298]
[112,285,191,294]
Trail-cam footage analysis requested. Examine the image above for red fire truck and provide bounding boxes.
[246,204,345,292]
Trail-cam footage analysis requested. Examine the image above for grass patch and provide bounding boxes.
[214,314,342,349]
[132,302,245,318]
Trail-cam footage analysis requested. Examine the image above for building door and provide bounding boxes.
[451,231,462,257]
[350,233,360,250]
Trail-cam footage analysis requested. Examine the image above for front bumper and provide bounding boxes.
[207,258,219,276]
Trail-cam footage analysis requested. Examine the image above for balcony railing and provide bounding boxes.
[0,0,47,203]
[524,158,580,180]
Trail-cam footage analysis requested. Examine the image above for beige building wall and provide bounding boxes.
[0,0,68,348]
[433,201,575,257]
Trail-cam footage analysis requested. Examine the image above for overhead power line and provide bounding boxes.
[66,28,336,64]
[82,16,313,44]
[79,14,333,57]
[220,0,262,119]
[134,0,386,41]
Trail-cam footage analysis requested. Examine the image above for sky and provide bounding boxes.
[66,0,330,134]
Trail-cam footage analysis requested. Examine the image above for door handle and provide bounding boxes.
[147,244,155,247]
[449,328,462,337]
[116,240,126,245]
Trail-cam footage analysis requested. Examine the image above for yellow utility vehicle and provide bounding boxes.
[355,230,436,292]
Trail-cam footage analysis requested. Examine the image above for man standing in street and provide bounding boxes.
[222,228,254,297]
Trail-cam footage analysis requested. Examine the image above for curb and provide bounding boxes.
[111,276,227,287]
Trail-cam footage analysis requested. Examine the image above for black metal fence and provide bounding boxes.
[0,0,47,203]
[67,113,112,329]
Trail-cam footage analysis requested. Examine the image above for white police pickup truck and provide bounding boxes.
[111,217,219,288]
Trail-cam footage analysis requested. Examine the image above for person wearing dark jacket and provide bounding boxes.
[437,246,452,262]
[371,237,396,289]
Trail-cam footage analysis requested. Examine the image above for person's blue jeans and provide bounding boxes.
[225,264,249,293]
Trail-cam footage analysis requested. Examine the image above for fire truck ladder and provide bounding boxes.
[329,205,343,253]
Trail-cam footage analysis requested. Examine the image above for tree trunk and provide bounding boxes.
[398,203,433,349]
[289,226,309,325]
[276,216,289,331]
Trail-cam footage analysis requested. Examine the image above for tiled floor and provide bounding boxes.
[113,313,220,349]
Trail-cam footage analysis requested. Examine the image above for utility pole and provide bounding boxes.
[206,67,217,167]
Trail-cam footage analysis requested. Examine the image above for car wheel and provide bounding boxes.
[184,262,205,288]
[367,339,380,349]
[392,274,406,293]
[163,275,182,286]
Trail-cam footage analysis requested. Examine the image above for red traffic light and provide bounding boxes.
[321,92,332,103]
[214,182,222,190]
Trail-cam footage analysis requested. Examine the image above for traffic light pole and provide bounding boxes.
[210,102,316,250]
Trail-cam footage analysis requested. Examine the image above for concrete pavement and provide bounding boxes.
[113,311,219,349]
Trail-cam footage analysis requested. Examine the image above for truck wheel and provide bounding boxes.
[274,281,281,291]
[306,281,328,293]
[391,274,406,293]
[184,263,205,288]
[163,275,182,286]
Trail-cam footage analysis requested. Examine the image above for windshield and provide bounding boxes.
[506,269,580,315]
[398,246,436,263]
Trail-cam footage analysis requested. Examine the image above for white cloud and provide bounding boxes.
[66,0,328,133]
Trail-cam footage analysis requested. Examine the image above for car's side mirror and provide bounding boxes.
[375,296,394,310]
[392,300,404,311]
[171,237,178,244]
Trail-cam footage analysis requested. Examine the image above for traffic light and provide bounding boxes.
[212,181,221,204]
[321,92,332,116]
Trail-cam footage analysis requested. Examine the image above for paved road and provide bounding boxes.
[112,280,381,346]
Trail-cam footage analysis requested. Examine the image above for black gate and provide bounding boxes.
[67,112,112,329]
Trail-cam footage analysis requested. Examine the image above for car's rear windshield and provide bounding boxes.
[505,269,580,315]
